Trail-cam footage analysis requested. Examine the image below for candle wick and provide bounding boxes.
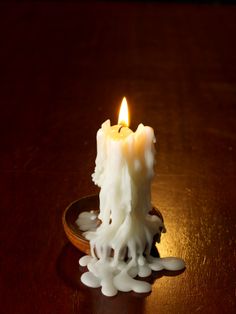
[118,125,124,133]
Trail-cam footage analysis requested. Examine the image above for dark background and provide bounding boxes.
[0,2,235,314]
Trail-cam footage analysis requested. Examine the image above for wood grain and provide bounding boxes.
[0,2,235,314]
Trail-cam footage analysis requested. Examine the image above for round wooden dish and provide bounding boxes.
[62,194,164,255]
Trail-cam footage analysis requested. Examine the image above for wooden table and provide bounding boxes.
[0,2,235,313]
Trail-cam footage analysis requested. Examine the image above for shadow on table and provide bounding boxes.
[56,243,185,314]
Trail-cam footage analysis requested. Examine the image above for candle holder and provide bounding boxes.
[62,194,164,256]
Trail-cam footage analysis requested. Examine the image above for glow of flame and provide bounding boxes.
[118,97,129,127]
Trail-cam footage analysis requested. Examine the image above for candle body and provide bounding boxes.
[89,120,156,257]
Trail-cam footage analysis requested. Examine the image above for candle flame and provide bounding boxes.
[118,97,129,127]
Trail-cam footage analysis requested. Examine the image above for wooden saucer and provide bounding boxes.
[62,194,164,255]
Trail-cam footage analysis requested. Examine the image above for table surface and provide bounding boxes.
[0,2,235,314]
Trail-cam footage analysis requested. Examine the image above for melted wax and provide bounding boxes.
[77,120,185,297]
[77,210,185,297]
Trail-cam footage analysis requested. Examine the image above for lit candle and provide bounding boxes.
[78,97,185,297]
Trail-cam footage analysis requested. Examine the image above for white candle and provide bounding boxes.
[78,97,185,297]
